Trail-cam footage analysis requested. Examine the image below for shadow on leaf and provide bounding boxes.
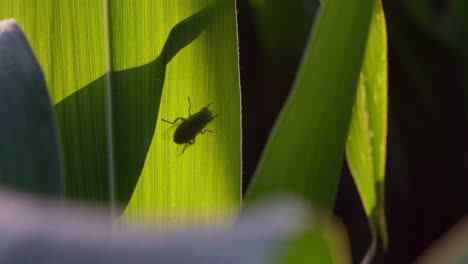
[55,2,221,206]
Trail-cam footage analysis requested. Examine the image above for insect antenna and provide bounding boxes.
[187,97,192,116]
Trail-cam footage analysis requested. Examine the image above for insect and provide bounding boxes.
[161,97,219,154]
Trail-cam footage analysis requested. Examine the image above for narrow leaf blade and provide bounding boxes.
[345,0,388,247]
[120,0,241,224]
[246,0,376,209]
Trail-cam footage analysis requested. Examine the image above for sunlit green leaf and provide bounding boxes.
[1,0,111,203]
[1,0,241,224]
[346,0,388,247]
[120,0,241,224]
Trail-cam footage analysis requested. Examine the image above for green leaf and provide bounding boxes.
[121,1,241,224]
[1,0,241,222]
[0,19,62,196]
[246,0,376,209]
[1,0,112,203]
[345,0,388,247]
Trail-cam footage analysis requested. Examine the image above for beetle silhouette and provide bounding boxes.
[161,97,219,154]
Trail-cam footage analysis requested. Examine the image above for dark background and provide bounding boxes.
[236,0,468,262]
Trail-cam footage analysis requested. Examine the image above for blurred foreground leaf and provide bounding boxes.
[345,0,389,247]
[275,220,351,264]
[0,192,349,264]
[416,217,468,264]
[0,19,62,196]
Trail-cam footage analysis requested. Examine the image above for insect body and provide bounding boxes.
[161,97,219,154]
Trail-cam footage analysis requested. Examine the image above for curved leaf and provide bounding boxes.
[345,0,388,247]
[246,0,376,210]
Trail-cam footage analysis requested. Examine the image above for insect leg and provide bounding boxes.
[161,117,186,125]
[180,139,194,154]
[200,129,213,134]
[187,97,192,116]
[182,143,189,154]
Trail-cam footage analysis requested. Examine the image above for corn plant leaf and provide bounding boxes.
[246,0,376,209]
[345,0,388,247]
[1,0,241,224]
[121,0,241,224]
[1,0,111,203]
[0,19,62,196]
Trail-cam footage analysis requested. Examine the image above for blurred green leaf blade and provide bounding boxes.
[345,0,388,247]
[275,220,351,264]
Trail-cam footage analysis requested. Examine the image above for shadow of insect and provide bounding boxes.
[161,97,219,154]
